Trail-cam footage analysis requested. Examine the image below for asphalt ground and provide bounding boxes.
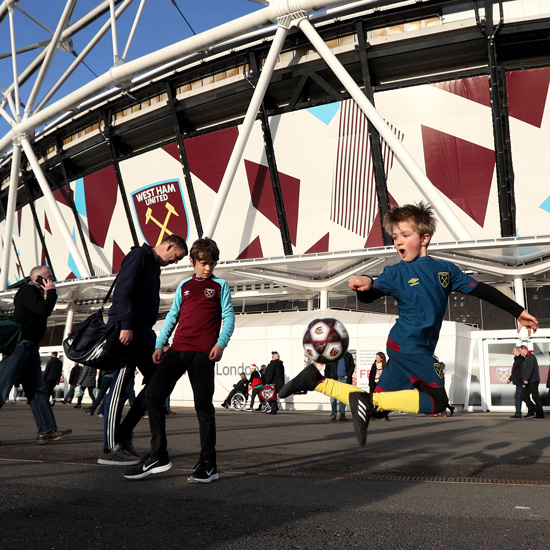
[1,402,550,550]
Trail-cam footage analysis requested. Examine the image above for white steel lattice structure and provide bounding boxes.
[1,0,550,331]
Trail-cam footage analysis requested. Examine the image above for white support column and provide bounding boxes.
[24,0,77,118]
[0,104,16,126]
[201,23,289,238]
[36,0,135,112]
[8,4,21,122]
[0,142,21,290]
[121,0,146,63]
[62,308,75,393]
[109,0,120,65]
[2,0,364,156]
[297,18,473,242]
[319,289,328,310]
[62,308,75,343]
[20,137,91,278]
[513,277,525,308]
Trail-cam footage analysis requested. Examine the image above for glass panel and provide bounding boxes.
[486,342,516,407]
[486,341,550,408]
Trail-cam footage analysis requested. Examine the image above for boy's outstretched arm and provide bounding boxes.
[517,310,539,336]
[468,282,539,335]
[349,275,373,292]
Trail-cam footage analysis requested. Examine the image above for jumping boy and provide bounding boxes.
[280,202,539,446]
[124,238,235,482]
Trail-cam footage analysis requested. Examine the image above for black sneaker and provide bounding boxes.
[97,444,140,466]
[349,392,371,446]
[83,407,94,415]
[123,455,173,480]
[279,364,324,398]
[188,461,218,484]
[119,439,139,459]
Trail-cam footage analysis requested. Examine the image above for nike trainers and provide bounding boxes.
[188,461,218,484]
[349,392,371,446]
[123,455,173,480]
[279,364,324,398]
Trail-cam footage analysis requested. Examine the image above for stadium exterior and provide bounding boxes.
[1,0,550,412]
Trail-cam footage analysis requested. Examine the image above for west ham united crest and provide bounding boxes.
[438,272,449,288]
[497,367,511,383]
[434,362,444,379]
[132,180,189,246]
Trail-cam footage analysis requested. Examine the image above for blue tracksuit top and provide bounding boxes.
[359,256,478,355]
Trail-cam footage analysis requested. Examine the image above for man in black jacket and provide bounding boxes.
[520,345,544,419]
[263,351,285,415]
[507,346,524,418]
[98,235,187,466]
[0,266,71,444]
[62,363,82,404]
[44,351,63,405]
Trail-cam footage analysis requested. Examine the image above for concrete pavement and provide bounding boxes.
[1,403,550,549]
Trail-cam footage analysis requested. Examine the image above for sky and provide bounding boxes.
[0,0,265,137]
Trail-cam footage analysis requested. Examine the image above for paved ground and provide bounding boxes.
[1,403,550,549]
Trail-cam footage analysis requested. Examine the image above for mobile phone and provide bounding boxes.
[36,275,46,286]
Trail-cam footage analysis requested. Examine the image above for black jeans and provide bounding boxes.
[249,386,261,408]
[146,350,216,463]
[523,381,544,417]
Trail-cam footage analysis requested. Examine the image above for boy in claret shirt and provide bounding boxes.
[124,238,235,483]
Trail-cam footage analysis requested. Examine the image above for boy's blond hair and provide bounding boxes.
[382,201,437,238]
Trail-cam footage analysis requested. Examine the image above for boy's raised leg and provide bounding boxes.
[279,364,324,398]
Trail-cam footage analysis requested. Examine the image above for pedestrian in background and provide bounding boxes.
[43,351,63,406]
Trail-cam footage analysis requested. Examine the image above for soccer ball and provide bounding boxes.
[302,318,349,364]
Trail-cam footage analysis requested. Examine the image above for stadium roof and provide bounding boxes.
[2,1,550,326]
[1,234,549,325]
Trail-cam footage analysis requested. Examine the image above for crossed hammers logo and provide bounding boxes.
[145,202,179,246]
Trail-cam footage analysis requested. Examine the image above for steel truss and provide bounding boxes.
[0,0,550,325]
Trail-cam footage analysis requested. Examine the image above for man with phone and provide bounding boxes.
[0,266,72,444]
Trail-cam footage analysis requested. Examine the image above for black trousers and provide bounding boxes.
[44,379,57,402]
[523,381,544,417]
[146,350,216,463]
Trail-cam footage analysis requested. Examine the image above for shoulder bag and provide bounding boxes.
[63,277,128,372]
